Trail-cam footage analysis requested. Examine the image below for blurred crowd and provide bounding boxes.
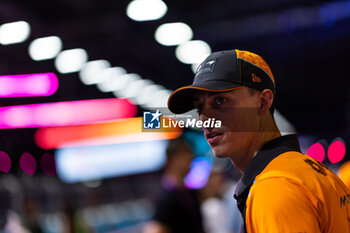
[0,136,245,233]
[0,136,348,233]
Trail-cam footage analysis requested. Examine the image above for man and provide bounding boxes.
[143,137,204,233]
[167,49,350,233]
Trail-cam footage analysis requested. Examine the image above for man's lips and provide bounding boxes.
[205,131,224,144]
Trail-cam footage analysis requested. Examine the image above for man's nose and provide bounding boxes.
[198,103,213,122]
[199,111,209,121]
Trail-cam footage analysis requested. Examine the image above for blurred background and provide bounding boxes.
[0,0,349,232]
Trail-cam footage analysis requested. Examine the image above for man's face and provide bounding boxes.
[193,87,261,160]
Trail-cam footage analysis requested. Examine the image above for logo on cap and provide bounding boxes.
[195,58,217,77]
[251,73,262,83]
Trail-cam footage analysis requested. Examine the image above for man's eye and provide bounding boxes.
[215,97,226,105]
[193,101,202,112]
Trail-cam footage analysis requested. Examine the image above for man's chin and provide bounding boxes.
[211,148,229,159]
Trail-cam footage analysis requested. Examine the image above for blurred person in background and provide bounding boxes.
[23,197,44,233]
[3,210,30,233]
[143,137,205,233]
[0,189,11,233]
[200,166,242,233]
[62,200,90,233]
[168,49,350,232]
[0,187,30,233]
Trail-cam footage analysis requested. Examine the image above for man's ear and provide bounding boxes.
[258,89,274,114]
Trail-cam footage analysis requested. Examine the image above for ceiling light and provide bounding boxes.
[55,48,88,74]
[126,0,167,21]
[175,40,211,64]
[0,21,30,45]
[112,73,142,97]
[117,79,153,100]
[143,89,172,108]
[96,67,127,92]
[134,84,163,106]
[155,22,193,46]
[28,36,62,61]
[79,60,111,85]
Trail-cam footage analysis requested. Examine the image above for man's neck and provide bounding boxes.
[233,115,282,173]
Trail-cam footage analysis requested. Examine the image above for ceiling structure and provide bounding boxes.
[0,0,349,165]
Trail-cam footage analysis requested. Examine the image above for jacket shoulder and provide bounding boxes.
[256,151,331,183]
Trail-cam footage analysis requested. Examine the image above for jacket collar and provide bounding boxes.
[234,134,301,213]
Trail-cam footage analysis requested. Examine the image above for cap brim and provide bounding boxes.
[167,81,243,114]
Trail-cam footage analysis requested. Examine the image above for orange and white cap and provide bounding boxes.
[168,49,275,114]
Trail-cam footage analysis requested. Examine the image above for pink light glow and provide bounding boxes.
[0,151,11,173]
[0,98,137,129]
[306,142,326,162]
[0,73,59,97]
[20,152,37,175]
[328,138,346,164]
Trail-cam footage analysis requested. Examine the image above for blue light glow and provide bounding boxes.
[184,157,212,189]
[55,140,168,183]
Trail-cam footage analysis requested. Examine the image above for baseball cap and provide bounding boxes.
[167,49,276,114]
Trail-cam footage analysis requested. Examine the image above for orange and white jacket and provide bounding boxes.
[235,135,350,233]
